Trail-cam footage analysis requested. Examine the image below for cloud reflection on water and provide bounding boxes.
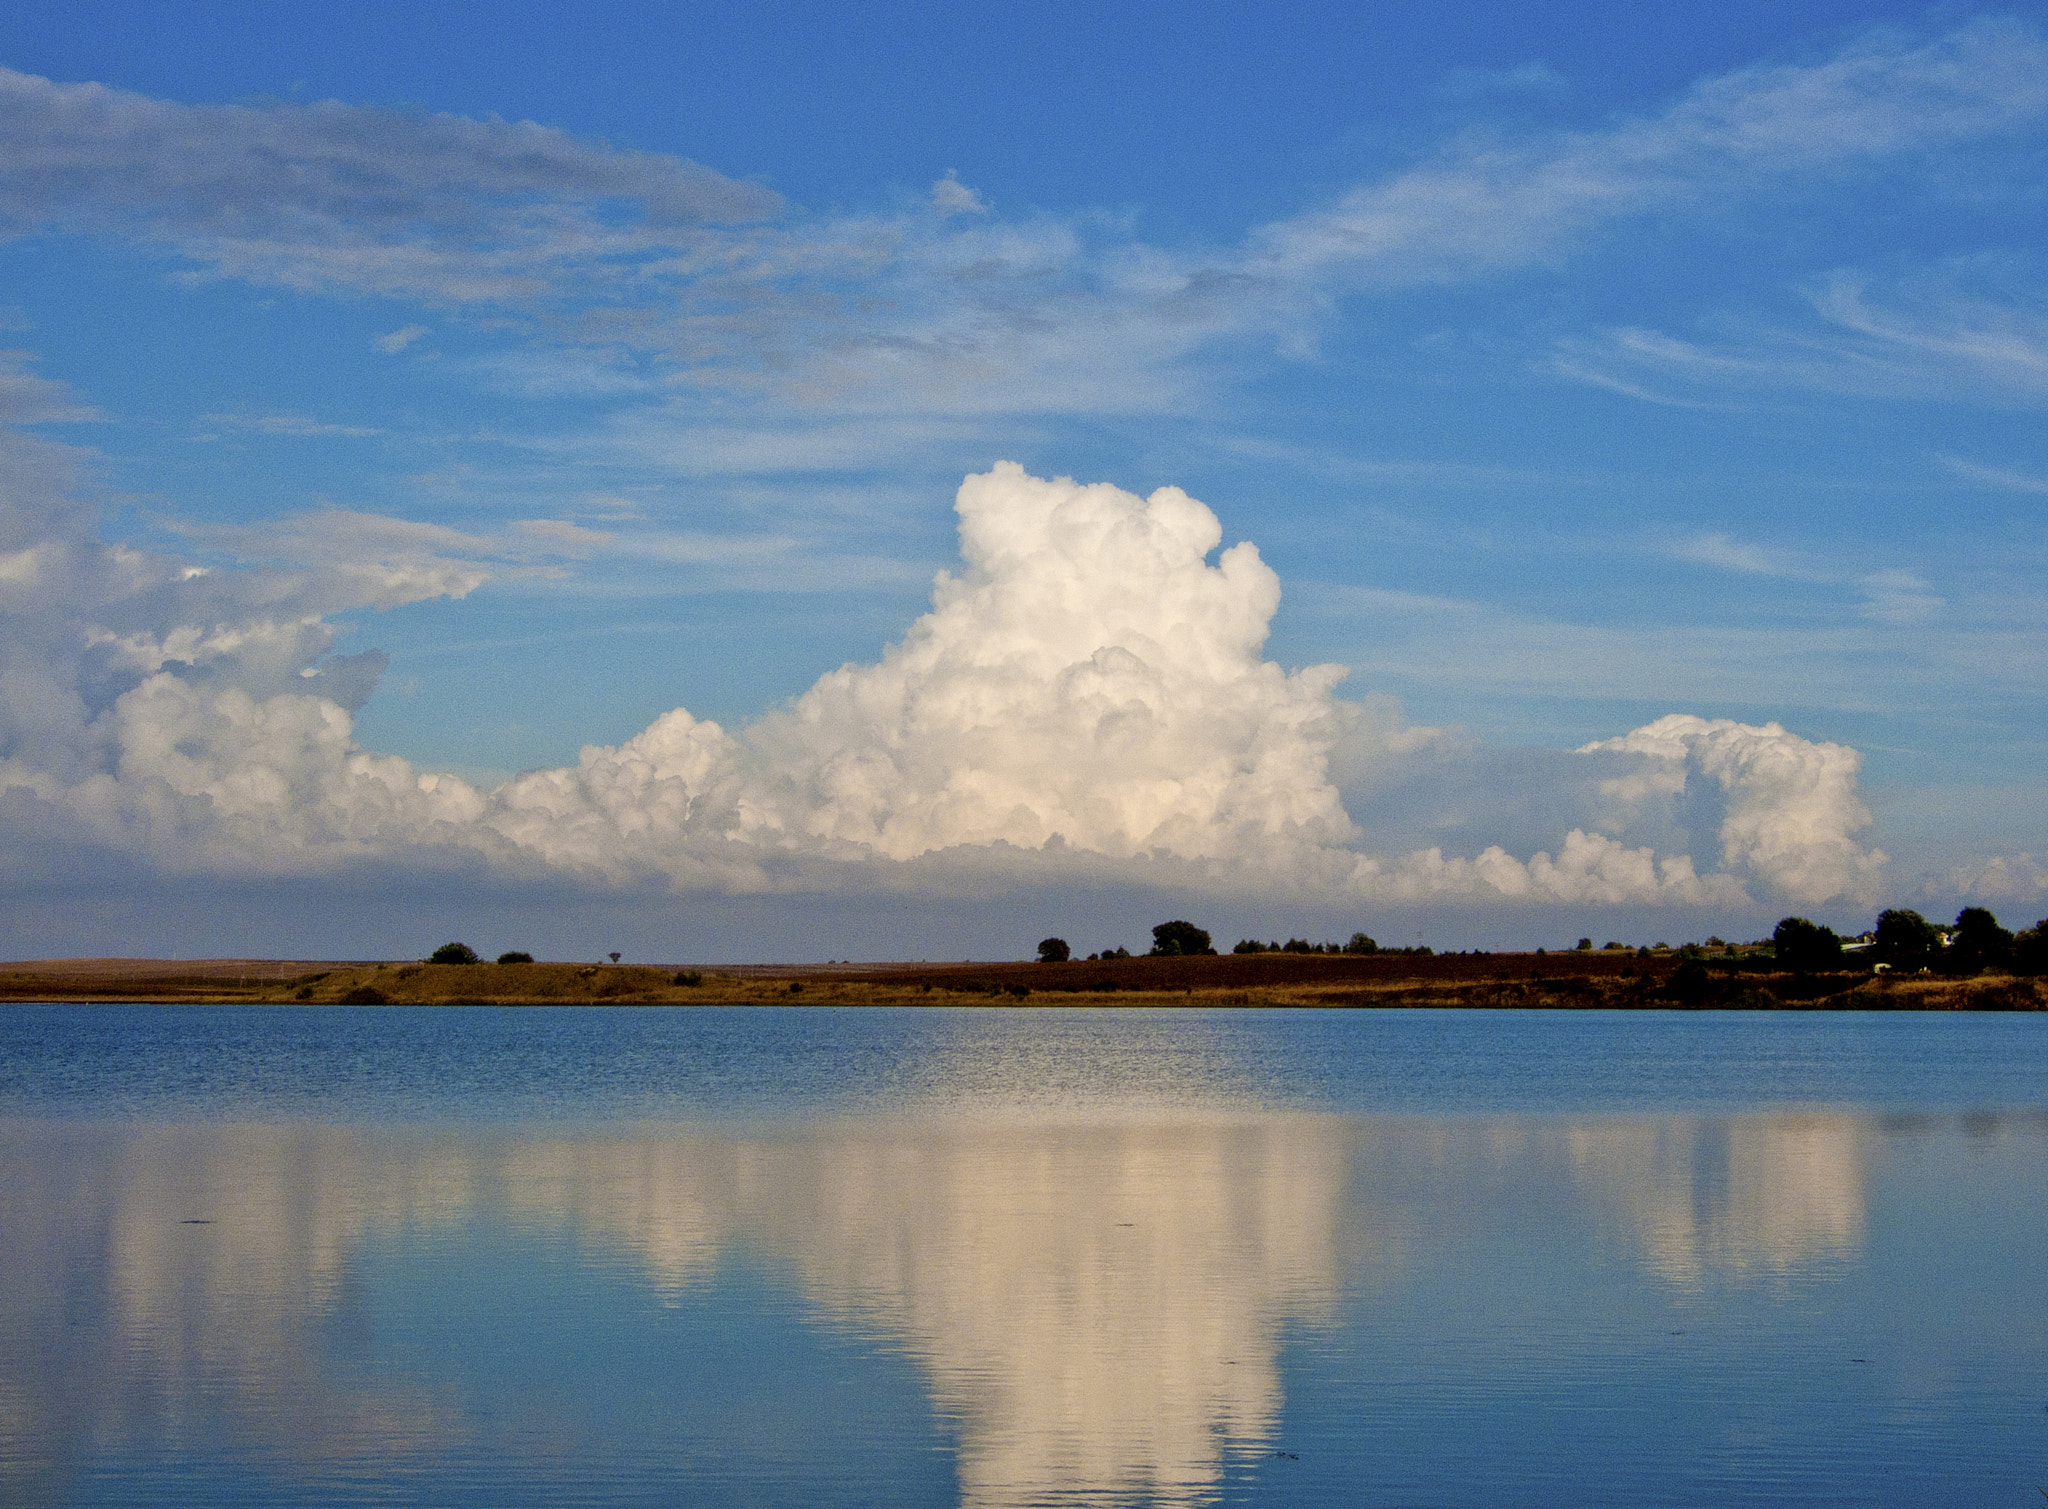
[0,1108,1874,1505]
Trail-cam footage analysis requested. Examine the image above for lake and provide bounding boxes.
[2,1005,2045,1506]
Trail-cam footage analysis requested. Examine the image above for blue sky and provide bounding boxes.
[2,1,2045,959]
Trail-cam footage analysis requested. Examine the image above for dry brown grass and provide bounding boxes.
[1,953,2041,1009]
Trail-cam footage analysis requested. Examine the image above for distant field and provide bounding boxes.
[0,954,2040,1009]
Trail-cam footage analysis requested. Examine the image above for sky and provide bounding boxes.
[2,0,2046,961]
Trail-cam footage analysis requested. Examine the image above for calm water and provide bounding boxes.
[2,1006,2045,1507]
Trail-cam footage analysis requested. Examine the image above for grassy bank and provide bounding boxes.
[2,954,2043,1008]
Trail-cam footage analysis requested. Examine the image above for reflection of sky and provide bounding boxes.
[5,1104,1991,1507]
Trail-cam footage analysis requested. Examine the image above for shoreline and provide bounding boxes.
[1,954,2040,1010]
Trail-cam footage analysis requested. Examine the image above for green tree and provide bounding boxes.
[2012,920,2048,975]
[428,942,478,965]
[1944,907,2012,974]
[1343,932,1378,955]
[1036,937,1071,963]
[1873,909,1939,968]
[1772,917,1843,973]
[1149,920,1213,956]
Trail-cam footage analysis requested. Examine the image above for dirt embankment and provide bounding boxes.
[1,953,2042,1008]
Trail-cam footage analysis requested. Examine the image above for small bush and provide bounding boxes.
[788,981,804,994]
[1005,983,1030,997]
[496,951,534,965]
[429,942,479,965]
[672,970,703,987]
[339,985,388,1005]
[1663,960,1713,1006]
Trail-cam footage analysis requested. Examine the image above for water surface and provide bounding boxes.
[2,1006,2044,1506]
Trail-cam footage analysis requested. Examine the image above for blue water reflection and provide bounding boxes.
[2,1007,2046,1506]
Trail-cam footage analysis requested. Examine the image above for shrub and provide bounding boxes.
[1576,938,1593,951]
[1772,917,1843,973]
[340,985,388,1005]
[1149,920,1213,957]
[1037,937,1071,963]
[1232,939,1267,954]
[496,951,534,965]
[787,981,804,994]
[1664,960,1713,1006]
[672,971,703,987]
[428,942,478,965]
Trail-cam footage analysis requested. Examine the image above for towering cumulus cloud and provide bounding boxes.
[0,459,1884,908]
[504,464,1351,871]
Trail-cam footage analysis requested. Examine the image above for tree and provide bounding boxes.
[1873,909,1939,969]
[1343,932,1378,955]
[496,951,534,965]
[1149,920,1213,957]
[428,942,478,965]
[1945,907,2012,974]
[1037,937,1071,963]
[1772,917,1842,973]
[1575,938,1593,951]
[2012,920,2048,975]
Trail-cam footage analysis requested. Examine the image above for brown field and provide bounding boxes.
[1,952,2041,1009]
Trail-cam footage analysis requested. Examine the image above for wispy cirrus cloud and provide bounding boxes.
[0,66,780,302]
[4,18,2045,435]
[1551,262,2048,410]
[193,412,384,439]
[1940,454,2048,494]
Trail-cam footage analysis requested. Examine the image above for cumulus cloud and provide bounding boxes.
[0,458,1888,909]
[1580,716,1885,905]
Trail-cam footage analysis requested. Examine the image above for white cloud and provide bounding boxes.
[1247,20,2048,294]
[1552,263,2048,410]
[0,350,101,424]
[0,66,779,301]
[4,19,2039,425]
[1939,853,2048,904]
[1858,568,1942,626]
[1582,715,1885,905]
[1435,62,1569,102]
[1940,455,2048,494]
[930,171,988,217]
[0,459,1890,908]
[1667,531,1806,578]
[195,412,384,438]
[374,324,429,354]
